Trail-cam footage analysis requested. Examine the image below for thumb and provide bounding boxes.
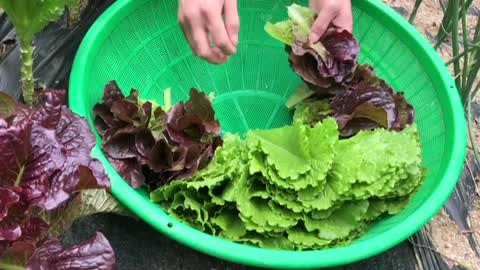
[224,0,240,46]
[309,9,336,43]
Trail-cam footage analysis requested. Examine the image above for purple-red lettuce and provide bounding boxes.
[0,90,115,270]
[330,66,415,137]
[26,232,115,270]
[1,90,110,210]
[265,4,360,95]
[166,88,220,145]
[267,4,415,137]
[93,81,153,188]
[288,30,360,93]
[290,63,415,138]
[290,65,415,137]
[93,81,223,189]
[93,81,152,136]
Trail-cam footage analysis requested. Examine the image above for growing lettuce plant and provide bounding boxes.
[0,1,118,269]
[0,0,79,105]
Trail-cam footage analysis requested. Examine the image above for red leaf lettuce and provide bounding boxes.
[267,4,415,137]
[26,232,115,270]
[265,4,360,95]
[288,30,360,93]
[93,81,223,189]
[0,90,115,270]
[1,90,110,210]
[330,65,415,137]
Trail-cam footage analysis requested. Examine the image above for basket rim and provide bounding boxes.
[68,0,467,268]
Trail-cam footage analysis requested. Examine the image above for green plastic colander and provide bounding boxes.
[68,0,467,268]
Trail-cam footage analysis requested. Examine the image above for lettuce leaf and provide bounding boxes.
[247,124,312,179]
[0,90,115,269]
[1,90,110,210]
[264,21,294,46]
[150,3,423,251]
[330,72,415,137]
[150,135,247,232]
[166,89,221,144]
[288,4,316,43]
[270,4,415,138]
[330,125,424,201]
[286,84,315,109]
[247,118,338,191]
[292,99,331,126]
[265,4,360,93]
[288,64,416,137]
[0,92,16,119]
[94,82,223,188]
[288,30,360,90]
[211,207,246,239]
[154,118,425,250]
[25,232,115,270]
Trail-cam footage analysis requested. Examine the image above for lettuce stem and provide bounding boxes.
[19,37,35,106]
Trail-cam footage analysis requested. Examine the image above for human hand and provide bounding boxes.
[309,0,353,43]
[178,0,240,64]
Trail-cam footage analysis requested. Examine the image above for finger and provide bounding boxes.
[209,34,230,64]
[212,46,230,63]
[208,32,214,46]
[188,21,227,64]
[224,0,240,46]
[197,32,229,64]
[206,12,236,55]
[180,19,198,55]
[181,11,227,64]
[179,8,212,60]
[309,0,321,11]
[332,3,353,32]
[309,9,336,43]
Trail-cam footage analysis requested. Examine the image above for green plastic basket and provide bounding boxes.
[69,0,467,268]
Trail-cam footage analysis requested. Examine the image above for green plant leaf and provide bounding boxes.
[152,118,426,250]
[303,201,369,239]
[287,3,316,42]
[0,92,16,118]
[0,243,34,270]
[286,84,315,109]
[211,207,247,240]
[247,124,312,179]
[287,226,332,249]
[0,0,81,105]
[264,21,295,46]
[0,0,79,43]
[45,189,131,237]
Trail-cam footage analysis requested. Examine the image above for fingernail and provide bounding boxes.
[232,34,238,46]
[309,33,319,43]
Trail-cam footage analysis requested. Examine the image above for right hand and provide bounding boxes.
[178,0,240,64]
[309,0,353,43]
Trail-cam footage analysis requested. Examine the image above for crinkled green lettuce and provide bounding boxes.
[247,118,337,190]
[150,118,426,250]
[264,4,316,45]
[293,99,332,125]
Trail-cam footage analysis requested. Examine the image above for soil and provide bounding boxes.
[428,210,480,269]
[385,0,480,61]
